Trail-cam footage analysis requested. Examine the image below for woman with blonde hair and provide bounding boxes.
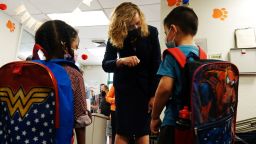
[102,2,161,144]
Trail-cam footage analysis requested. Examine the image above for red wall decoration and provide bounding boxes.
[81,54,88,60]
[0,3,7,10]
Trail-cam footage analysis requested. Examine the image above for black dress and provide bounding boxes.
[102,25,161,137]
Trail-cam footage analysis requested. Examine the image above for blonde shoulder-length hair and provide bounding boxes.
[108,2,149,49]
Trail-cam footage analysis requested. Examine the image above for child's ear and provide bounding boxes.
[170,25,178,33]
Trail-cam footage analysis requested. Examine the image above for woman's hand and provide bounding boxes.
[117,56,140,67]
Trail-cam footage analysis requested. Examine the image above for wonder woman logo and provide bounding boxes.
[0,87,51,118]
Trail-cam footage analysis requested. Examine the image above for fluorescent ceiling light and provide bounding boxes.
[47,11,109,27]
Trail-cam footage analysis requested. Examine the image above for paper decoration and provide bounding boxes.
[167,0,190,7]
[212,8,228,21]
[81,54,88,60]
[0,3,7,10]
[183,0,189,4]
[6,20,15,32]
[167,0,181,7]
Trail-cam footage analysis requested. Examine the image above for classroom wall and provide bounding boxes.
[81,65,108,93]
[0,12,22,67]
[160,0,256,121]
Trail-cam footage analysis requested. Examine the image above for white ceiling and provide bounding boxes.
[3,0,160,65]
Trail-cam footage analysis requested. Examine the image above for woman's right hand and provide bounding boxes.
[117,56,140,67]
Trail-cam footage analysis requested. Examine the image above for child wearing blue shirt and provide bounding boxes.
[150,6,200,144]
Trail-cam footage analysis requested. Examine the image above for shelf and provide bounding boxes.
[230,47,256,50]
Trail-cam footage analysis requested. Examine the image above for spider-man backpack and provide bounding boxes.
[163,47,239,144]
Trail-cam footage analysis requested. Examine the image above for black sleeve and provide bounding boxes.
[102,40,118,73]
[149,26,161,97]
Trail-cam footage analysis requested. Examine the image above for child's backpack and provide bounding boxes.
[0,59,78,144]
[163,47,239,144]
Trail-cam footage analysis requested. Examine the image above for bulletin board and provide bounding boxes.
[229,48,256,74]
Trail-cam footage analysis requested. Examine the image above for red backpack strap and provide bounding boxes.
[163,48,187,68]
[163,47,207,68]
[198,46,207,59]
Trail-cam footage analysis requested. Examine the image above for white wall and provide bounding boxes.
[160,0,256,121]
[81,65,108,93]
[0,12,22,66]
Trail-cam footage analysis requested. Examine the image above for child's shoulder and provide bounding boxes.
[63,65,82,78]
[178,45,199,56]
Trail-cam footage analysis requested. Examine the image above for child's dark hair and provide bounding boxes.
[35,20,78,60]
[164,6,198,36]
[100,83,109,91]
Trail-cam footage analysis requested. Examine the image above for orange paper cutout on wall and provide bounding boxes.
[6,20,15,32]
[212,8,228,21]
[167,0,182,7]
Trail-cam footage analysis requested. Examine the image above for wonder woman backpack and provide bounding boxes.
[0,59,78,144]
[163,47,239,144]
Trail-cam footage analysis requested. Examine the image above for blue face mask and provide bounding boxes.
[165,27,176,48]
[165,41,176,48]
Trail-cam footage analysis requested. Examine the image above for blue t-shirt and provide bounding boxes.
[157,45,199,127]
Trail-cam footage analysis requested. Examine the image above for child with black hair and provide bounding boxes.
[34,20,90,144]
[150,6,200,144]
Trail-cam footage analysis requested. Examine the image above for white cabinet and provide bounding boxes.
[74,113,109,144]
[86,113,109,144]
[230,48,256,74]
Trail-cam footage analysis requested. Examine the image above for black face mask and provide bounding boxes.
[101,91,106,97]
[126,28,141,44]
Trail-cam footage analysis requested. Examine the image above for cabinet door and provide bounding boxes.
[230,48,256,74]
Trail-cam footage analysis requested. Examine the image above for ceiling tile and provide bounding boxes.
[27,0,81,14]
[97,0,121,9]
[76,25,108,39]
[140,4,160,22]
[31,14,49,22]
[79,0,102,11]
[104,4,160,23]
[103,8,114,18]
[23,0,42,15]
